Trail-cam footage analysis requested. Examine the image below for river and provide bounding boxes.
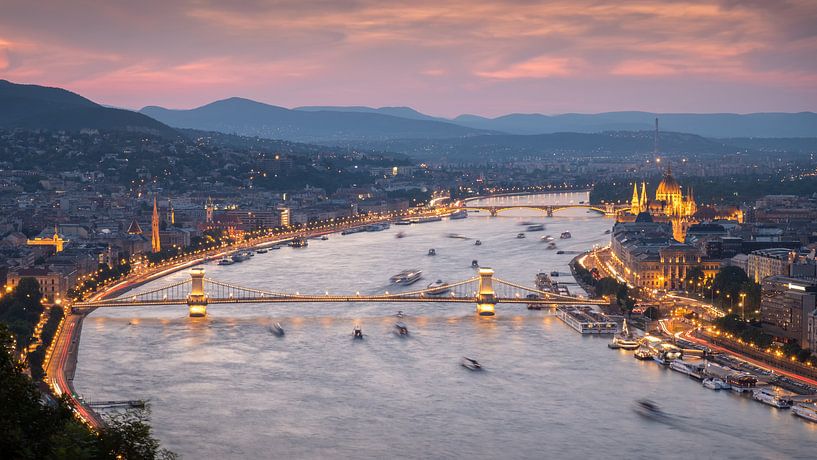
[74,192,816,459]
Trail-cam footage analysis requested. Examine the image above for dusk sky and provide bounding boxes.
[1,0,816,116]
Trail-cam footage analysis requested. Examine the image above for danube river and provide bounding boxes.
[74,192,816,459]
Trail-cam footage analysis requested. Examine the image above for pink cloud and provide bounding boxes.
[476,56,577,80]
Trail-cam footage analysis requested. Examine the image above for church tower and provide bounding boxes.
[151,196,161,253]
[206,196,214,224]
[639,182,648,212]
[631,183,640,214]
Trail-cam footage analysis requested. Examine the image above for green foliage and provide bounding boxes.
[0,324,176,459]
[0,277,45,348]
[29,307,64,380]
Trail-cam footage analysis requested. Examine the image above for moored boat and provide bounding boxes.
[608,319,640,350]
[702,377,730,390]
[288,237,308,247]
[633,346,653,360]
[449,210,468,219]
[255,248,268,254]
[752,387,792,408]
[792,403,817,422]
[727,373,758,393]
[217,257,234,265]
[669,359,706,379]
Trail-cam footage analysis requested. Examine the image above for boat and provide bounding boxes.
[394,220,412,225]
[555,250,564,254]
[217,258,234,265]
[449,210,468,219]
[390,269,423,286]
[255,248,268,254]
[288,237,308,248]
[516,233,526,239]
[446,233,468,239]
[727,373,758,393]
[396,231,406,238]
[365,222,390,232]
[341,227,366,235]
[428,248,436,256]
[541,235,554,242]
[415,215,442,223]
[604,229,612,234]
[520,221,536,226]
[560,231,572,239]
[461,357,482,371]
[633,346,653,360]
[394,322,409,335]
[526,224,545,232]
[652,344,682,365]
[353,325,363,339]
[426,280,451,295]
[231,252,249,263]
[474,240,482,246]
[550,271,559,277]
[271,245,282,250]
[526,293,543,310]
[547,242,557,250]
[752,387,792,408]
[471,260,479,268]
[320,235,329,240]
[395,310,405,318]
[792,403,817,422]
[702,377,730,390]
[269,322,285,337]
[669,359,706,379]
[634,399,665,419]
[608,319,640,350]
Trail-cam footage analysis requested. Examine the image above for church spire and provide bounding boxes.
[631,182,640,214]
[640,181,648,212]
[151,195,161,253]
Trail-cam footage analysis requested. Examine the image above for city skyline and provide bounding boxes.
[1,0,816,115]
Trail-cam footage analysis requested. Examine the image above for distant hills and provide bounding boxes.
[0,80,175,135]
[141,98,489,143]
[297,106,817,138]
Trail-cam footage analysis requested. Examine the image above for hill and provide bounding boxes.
[140,98,489,142]
[0,80,176,135]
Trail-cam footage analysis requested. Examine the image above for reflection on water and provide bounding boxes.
[74,194,817,459]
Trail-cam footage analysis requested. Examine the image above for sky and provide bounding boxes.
[1,0,816,117]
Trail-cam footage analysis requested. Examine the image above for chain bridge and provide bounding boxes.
[74,267,605,317]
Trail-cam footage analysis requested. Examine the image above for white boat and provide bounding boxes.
[394,220,412,226]
[390,269,423,286]
[702,377,730,390]
[607,319,640,350]
[541,235,554,242]
[752,387,792,408]
[426,280,451,295]
[271,245,282,250]
[427,248,436,256]
[217,258,234,265]
[669,359,705,379]
[792,403,817,422]
[633,347,653,360]
[560,231,572,239]
[255,248,268,254]
[231,252,249,262]
[727,373,758,393]
[461,357,482,371]
[516,233,526,239]
[415,215,442,223]
[526,224,545,232]
[288,237,308,247]
[449,210,468,219]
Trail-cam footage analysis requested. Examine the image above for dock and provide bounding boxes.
[87,399,148,409]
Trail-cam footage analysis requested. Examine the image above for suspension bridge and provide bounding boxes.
[74,267,606,317]
[452,203,626,217]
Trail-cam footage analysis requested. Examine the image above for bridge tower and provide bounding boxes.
[605,202,616,216]
[187,268,208,317]
[546,206,554,217]
[489,207,498,217]
[476,268,496,316]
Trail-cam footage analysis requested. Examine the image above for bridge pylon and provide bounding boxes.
[546,206,553,217]
[476,268,496,316]
[187,268,208,317]
[488,208,498,217]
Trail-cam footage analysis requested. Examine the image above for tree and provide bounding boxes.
[684,266,705,291]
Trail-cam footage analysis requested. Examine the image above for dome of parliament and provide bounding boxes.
[655,169,681,199]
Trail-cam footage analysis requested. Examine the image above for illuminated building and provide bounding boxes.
[27,225,67,253]
[761,276,817,349]
[151,196,161,253]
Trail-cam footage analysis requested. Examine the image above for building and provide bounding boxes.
[626,166,697,242]
[761,276,817,349]
[609,220,719,290]
[747,248,797,283]
[6,267,73,303]
[151,196,161,253]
